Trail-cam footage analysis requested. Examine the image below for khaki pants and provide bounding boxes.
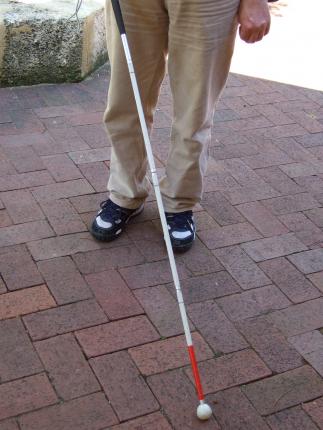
[104,0,239,212]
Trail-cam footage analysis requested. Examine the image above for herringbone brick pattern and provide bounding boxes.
[1,64,323,429]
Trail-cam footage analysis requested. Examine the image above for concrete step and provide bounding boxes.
[0,0,107,86]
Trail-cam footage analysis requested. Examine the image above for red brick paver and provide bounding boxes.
[168,270,241,303]
[35,333,100,400]
[0,220,54,247]
[241,233,307,262]
[0,374,57,421]
[1,60,323,428]
[236,316,303,373]
[303,397,323,429]
[18,393,118,430]
[90,351,159,421]
[243,365,323,416]
[0,285,55,320]
[0,245,43,290]
[308,271,323,292]
[266,406,320,430]
[0,319,43,382]
[188,299,248,353]
[39,199,87,235]
[23,299,107,340]
[85,270,143,320]
[37,256,91,304]
[129,332,213,376]
[148,369,220,429]
[210,387,271,430]
[260,257,321,303]
[76,316,160,357]
[214,245,271,289]
[109,412,172,430]
[0,190,45,224]
[186,349,271,394]
[134,285,189,337]
[268,298,323,336]
[0,420,19,430]
[217,284,291,321]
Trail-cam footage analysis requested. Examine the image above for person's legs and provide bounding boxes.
[105,0,169,209]
[160,0,240,213]
[91,1,168,242]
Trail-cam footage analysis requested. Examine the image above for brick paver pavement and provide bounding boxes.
[1,61,323,429]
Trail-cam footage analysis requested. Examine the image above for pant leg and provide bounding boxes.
[104,0,168,209]
[160,0,240,212]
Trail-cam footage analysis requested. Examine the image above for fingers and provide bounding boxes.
[239,22,270,43]
[238,0,271,44]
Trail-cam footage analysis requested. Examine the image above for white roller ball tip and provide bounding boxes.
[197,403,212,420]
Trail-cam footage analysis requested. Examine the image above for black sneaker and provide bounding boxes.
[166,211,196,252]
[91,199,144,241]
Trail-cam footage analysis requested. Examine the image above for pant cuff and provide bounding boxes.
[109,193,146,210]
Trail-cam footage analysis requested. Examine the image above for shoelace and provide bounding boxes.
[167,211,193,231]
[99,200,124,222]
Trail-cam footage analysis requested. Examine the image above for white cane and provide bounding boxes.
[110,0,212,421]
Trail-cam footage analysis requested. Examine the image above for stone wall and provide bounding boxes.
[0,0,108,86]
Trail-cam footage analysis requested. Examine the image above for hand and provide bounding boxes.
[238,0,271,43]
